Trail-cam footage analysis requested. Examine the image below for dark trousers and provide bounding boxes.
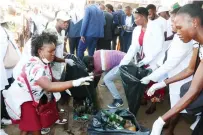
[122,32,133,53]
[96,38,111,50]
[192,114,203,135]
[77,37,98,60]
[112,36,117,50]
[69,37,80,54]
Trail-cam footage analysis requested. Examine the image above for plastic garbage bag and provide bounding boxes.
[119,63,151,116]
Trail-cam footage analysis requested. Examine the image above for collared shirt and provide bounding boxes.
[125,15,133,27]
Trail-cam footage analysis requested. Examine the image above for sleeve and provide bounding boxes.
[28,64,50,83]
[119,29,139,66]
[141,22,164,65]
[147,38,192,82]
[80,7,90,36]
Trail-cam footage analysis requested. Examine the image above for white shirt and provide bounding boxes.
[31,13,48,35]
[153,16,167,34]
[119,21,164,67]
[46,24,65,80]
[0,26,21,90]
[147,35,193,83]
[125,15,133,27]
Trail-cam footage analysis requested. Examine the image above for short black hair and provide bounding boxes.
[31,32,58,57]
[146,4,156,11]
[134,7,149,18]
[125,6,132,10]
[106,4,114,12]
[170,7,181,15]
[177,4,203,25]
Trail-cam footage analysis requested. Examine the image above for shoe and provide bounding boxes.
[1,118,12,125]
[55,119,68,124]
[100,82,106,87]
[190,115,201,130]
[107,99,124,109]
[41,128,50,134]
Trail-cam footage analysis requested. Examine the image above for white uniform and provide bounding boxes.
[0,26,21,90]
[120,21,165,67]
[146,34,194,113]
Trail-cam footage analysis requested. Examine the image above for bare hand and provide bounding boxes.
[81,36,85,43]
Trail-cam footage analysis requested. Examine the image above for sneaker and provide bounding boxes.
[41,128,50,134]
[55,119,68,124]
[1,118,12,125]
[107,99,124,109]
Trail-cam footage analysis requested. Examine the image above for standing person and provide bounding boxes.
[141,7,195,135]
[67,5,84,54]
[96,4,113,50]
[2,33,93,135]
[46,11,73,80]
[157,6,174,41]
[105,4,123,50]
[142,4,168,112]
[0,10,21,134]
[77,4,105,59]
[103,7,164,110]
[120,6,136,53]
[30,7,48,36]
[149,4,203,135]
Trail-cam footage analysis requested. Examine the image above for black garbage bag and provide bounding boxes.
[87,109,150,135]
[119,63,151,116]
[60,54,97,114]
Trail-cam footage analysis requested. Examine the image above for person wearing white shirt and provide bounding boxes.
[141,7,194,134]
[0,14,21,135]
[149,4,203,135]
[104,7,164,109]
[120,6,136,53]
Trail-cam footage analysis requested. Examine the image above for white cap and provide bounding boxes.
[157,6,169,14]
[56,11,71,21]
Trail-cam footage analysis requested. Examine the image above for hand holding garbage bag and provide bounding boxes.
[147,81,166,96]
[72,76,94,87]
[140,76,151,85]
[150,117,165,135]
[137,57,152,67]
[65,59,75,66]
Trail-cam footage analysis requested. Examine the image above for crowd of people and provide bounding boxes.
[1,1,203,135]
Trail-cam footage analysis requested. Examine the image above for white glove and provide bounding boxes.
[140,76,151,85]
[65,59,75,66]
[88,72,94,76]
[150,117,165,135]
[147,81,166,97]
[72,76,94,87]
[138,57,152,67]
[137,61,145,67]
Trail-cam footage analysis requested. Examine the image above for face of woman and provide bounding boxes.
[171,14,177,32]
[134,13,145,26]
[38,43,56,63]
[174,14,197,43]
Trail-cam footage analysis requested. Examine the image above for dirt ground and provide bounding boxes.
[3,76,193,135]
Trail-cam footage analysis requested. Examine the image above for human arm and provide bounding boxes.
[138,23,164,66]
[162,59,203,121]
[164,47,198,85]
[54,56,75,66]
[80,7,90,43]
[119,29,139,66]
[141,38,193,84]
[145,47,198,96]
[36,76,93,92]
